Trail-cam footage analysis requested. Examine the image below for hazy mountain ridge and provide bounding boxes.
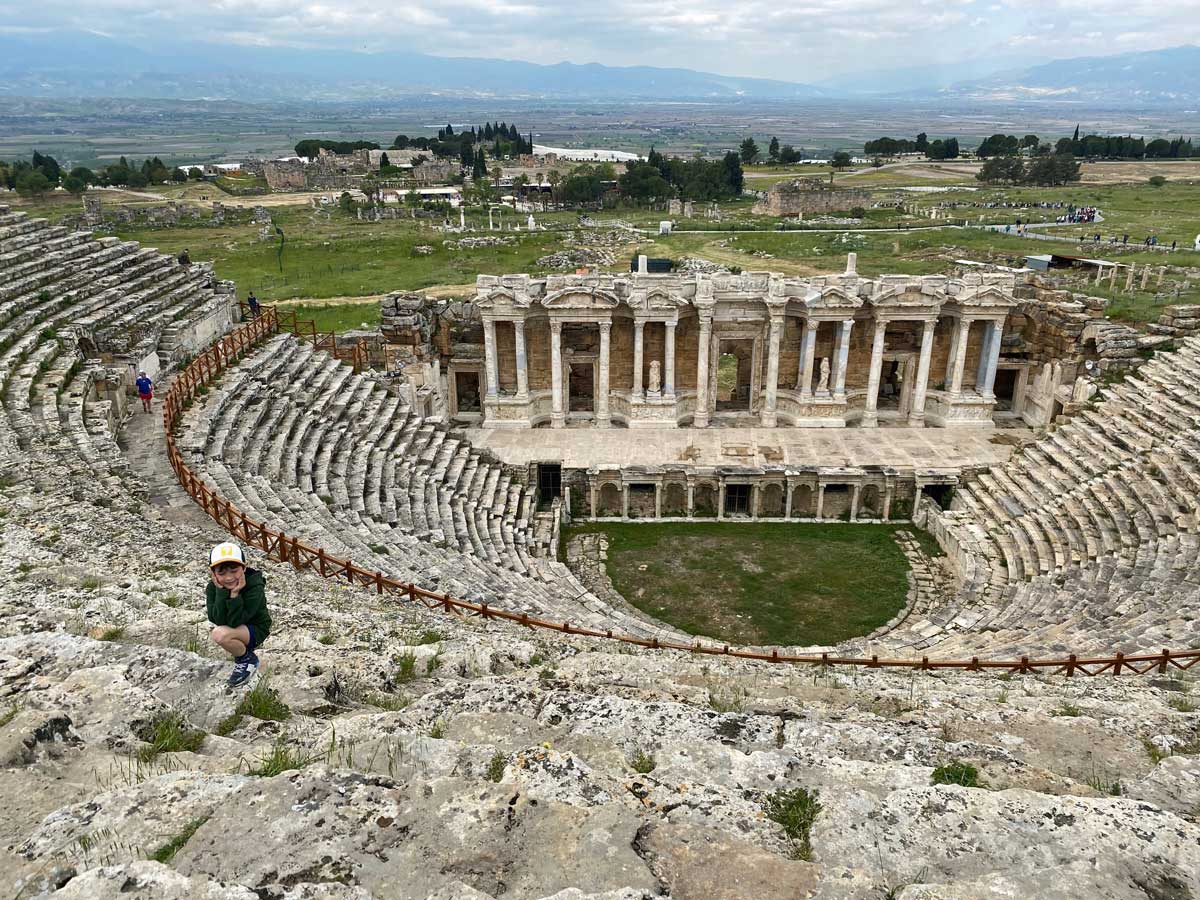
[0,32,826,100]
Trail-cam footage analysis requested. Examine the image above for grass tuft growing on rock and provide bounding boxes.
[394,651,418,684]
[248,738,320,777]
[485,751,507,782]
[136,711,206,762]
[0,702,21,727]
[147,815,209,864]
[762,786,822,861]
[931,760,982,788]
[629,747,657,774]
[236,678,291,722]
[97,625,126,642]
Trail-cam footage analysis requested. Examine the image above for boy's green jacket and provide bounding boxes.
[205,568,271,639]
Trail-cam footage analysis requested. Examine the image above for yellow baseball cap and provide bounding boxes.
[209,542,245,568]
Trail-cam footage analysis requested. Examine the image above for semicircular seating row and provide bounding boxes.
[0,205,224,487]
[854,339,1200,658]
[176,332,689,642]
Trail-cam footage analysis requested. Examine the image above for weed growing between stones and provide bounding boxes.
[135,711,206,762]
[80,576,102,590]
[707,680,747,713]
[428,719,446,739]
[0,702,20,727]
[1083,760,1123,796]
[425,651,442,675]
[148,815,210,863]
[218,678,292,733]
[97,625,126,641]
[158,593,181,608]
[629,747,657,774]
[486,751,507,782]
[931,760,982,788]
[395,651,418,683]
[1168,695,1197,713]
[317,633,336,645]
[1051,702,1083,717]
[247,737,321,777]
[762,786,823,861]
[414,629,443,645]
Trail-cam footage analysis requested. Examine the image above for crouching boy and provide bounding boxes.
[206,542,272,687]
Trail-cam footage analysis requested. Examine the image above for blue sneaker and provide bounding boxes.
[228,652,259,687]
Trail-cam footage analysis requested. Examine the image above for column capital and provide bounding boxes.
[550,320,562,334]
[598,322,612,335]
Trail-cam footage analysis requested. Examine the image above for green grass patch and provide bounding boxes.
[931,760,982,788]
[762,786,823,861]
[565,522,913,646]
[275,300,381,334]
[135,711,206,761]
[147,815,209,864]
[233,679,291,722]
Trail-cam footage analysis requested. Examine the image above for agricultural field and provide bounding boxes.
[5,158,1197,327]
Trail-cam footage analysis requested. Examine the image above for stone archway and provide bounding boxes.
[663,482,687,516]
[597,482,622,517]
[760,483,784,517]
[791,484,814,518]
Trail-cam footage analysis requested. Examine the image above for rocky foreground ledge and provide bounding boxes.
[2,454,1199,898]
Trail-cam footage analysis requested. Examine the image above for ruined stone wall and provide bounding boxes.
[263,160,308,192]
[752,179,870,217]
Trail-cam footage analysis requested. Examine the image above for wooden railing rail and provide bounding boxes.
[162,306,1200,677]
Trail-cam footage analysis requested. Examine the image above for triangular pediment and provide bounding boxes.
[542,287,620,309]
[954,284,1017,308]
[802,285,863,309]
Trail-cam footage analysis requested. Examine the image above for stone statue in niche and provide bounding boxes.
[648,360,662,394]
[817,357,831,393]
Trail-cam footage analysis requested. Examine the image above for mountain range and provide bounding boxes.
[1,32,1198,107]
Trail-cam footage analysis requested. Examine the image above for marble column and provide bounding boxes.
[761,314,783,427]
[513,318,528,399]
[664,322,677,397]
[695,314,713,427]
[597,322,611,427]
[949,317,972,396]
[975,320,1003,398]
[816,484,826,520]
[483,319,499,398]
[632,320,645,399]
[550,321,564,428]
[910,318,936,426]
[834,319,853,399]
[850,484,862,521]
[798,319,817,400]
[654,484,662,519]
[717,479,726,520]
[861,318,887,428]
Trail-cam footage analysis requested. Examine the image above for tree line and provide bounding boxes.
[976,153,1082,186]
[616,147,745,203]
[1,152,199,197]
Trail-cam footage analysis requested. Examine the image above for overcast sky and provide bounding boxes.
[5,0,1197,79]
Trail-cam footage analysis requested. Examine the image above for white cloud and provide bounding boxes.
[6,0,1199,78]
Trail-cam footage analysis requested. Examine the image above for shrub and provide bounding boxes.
[1148,175,1167,187]
[98,625,126,642]
[762,787,822,861]
[931,760,981,788]
[317,633,336,646]
[414,629,443,645]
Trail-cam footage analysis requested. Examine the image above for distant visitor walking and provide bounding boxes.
[206,542,272,688]
[135,370,153,413]
[247,291,260,319]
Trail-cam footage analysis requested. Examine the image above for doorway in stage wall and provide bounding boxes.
[715,340,754,412]
[568,362,595,413]
[455,371,481,413]
[878,353,916,421]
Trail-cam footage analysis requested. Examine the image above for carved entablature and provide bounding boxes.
[631,288,691,314]
[952,282,1020,313]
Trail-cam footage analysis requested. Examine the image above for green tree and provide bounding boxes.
[1025,152,1081,186]
[915,132,929,152]
[739,137,759,165]
[768,136,780,161]
[778,144,802,164]
[721,151,744,195]
[62,174,88,194]
[831,151,852,169]
[31,150,61,183]
[15,169,52,198]
[619,161,672,203]
[1020,134,1040,149]
[379,152,390,170]
[976,156,1025,184]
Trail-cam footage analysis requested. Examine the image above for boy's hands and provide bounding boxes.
[228,568,247,598]
[211,567,247,598]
